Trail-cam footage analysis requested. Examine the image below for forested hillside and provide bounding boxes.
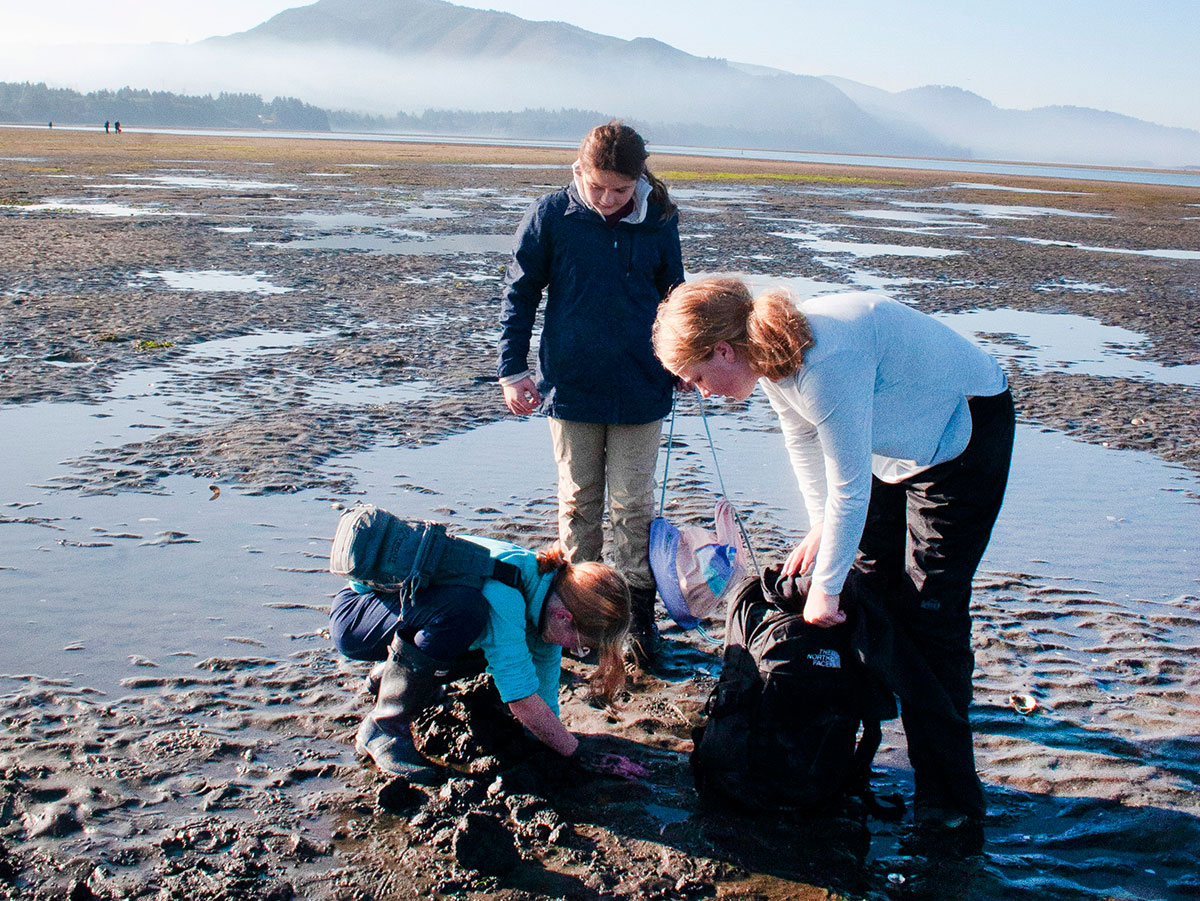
[0,82,330,130]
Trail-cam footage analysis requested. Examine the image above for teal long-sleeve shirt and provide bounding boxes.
[463,536,563,715]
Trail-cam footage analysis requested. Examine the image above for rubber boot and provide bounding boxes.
[627,586,660,670]
[355,635,445,784]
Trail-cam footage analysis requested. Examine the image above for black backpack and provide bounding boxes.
[329,504,520,602]
[691,567,898,815]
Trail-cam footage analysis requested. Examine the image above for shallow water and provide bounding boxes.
[1011,235,1200,260]
[892,200,1111,221]
[24,123,1197,187]
[135,269,293,294]
[22,199,174,217]
[937,308,1200,386]
[102,172,296,191]
[6,373,1194,685]
[773,230,964,258]
[847,208,984,227]
[273,232,511,255]
[950,182,1093,196]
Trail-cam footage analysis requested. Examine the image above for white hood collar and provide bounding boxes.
[572,159,652,224]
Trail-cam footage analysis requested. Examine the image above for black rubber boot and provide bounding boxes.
[627,586,660,670]
[355,635,445,784]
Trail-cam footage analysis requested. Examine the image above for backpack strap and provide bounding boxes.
[658,394,761,580]
[489,559,521,590]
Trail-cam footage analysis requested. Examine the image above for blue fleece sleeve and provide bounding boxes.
[476,580,542,705]
[529,638,563,717]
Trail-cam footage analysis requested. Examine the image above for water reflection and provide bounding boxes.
[937,308,1200,385]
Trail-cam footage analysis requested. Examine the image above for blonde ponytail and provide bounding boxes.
[652,277,812,379]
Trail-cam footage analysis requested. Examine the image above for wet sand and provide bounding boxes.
[1,127,1198,900]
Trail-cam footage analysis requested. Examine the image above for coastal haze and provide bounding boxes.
[2,0,1199,168]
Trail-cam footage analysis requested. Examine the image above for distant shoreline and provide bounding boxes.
[4,122,1199,188]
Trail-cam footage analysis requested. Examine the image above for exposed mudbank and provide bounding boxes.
[1,129,1199,900]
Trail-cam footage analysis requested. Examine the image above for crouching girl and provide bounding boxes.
[330,535,632,784]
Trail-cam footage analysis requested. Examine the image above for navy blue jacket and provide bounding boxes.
[497,182,684,424]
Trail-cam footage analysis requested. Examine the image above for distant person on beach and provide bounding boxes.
[105,121,110,134]
[114,121,121,133]
[330,535,638,783]
[496,121,684,667]
[652,276,1014,837]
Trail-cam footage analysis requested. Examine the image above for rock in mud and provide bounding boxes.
[451,811,520,875]
[377,778,425,813]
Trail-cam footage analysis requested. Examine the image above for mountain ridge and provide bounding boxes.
[201,0,957,158]
[86,0,1200,167]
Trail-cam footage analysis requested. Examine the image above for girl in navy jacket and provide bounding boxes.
[497,122,684,665]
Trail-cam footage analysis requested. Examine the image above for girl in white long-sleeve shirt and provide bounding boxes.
[652,276,1014,832]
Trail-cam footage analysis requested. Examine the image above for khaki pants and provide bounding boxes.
[547,418,662,591]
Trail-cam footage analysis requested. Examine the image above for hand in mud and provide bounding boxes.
[575,751,648,780]
[571,735,648,781]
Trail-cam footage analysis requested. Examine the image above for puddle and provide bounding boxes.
[2,377,1196,689]
[935,308,1200,386]
[290,211,421,231]
[0,474,334,689]
[104,173,296,191]
[1032,278,1125,294]
[773,230,963,258]
[21,200,173,217]
[847,209,979,227]
[0,330,333,472]
[646,803,691,829]
[136,270,293,295]
[891,201,1111,220]
[332,408,1200,608]
[213,226,254,234]
[1010,236,1200,260]
[395,207,467,220]
[274,209,508,254]
[275,233,511,255]
[181,330,337,361]
[950,183,1092,196]
[689,270,928,302]
[690,270,847,300]
[671,187,763,203]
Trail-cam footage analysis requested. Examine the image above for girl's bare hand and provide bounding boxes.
[502,376,541,415]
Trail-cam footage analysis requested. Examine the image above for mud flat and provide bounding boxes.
[1,127,1198,900]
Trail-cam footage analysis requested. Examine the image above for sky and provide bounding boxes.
[2,0,1198,132]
